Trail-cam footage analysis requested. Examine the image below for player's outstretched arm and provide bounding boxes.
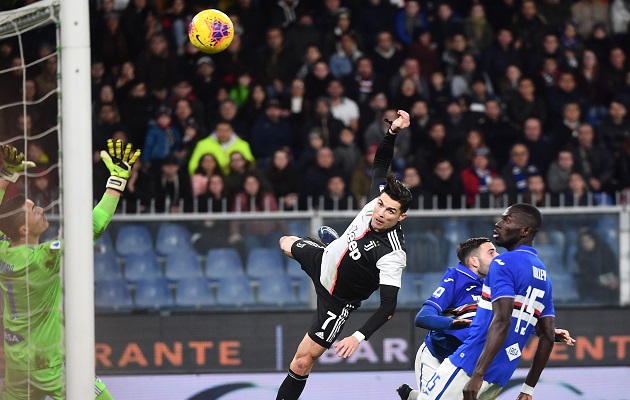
[334,284,399,359]
[367,110,410,200]
[93,139,141,241]
[516,316,555,400]
[463,297,513,400]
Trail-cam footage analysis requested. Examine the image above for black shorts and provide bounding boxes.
[291,238,357,349]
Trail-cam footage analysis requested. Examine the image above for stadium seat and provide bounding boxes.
[94,229,114,255]
[124,252,162,283]
[418,272,446,301]
[245,247,284,279]
[536,245,564,274]
[94,279,133,313]
[155,223,193,256]
[293,275,311,306]
[215,275,257,308]
[94,252,123,281]
[548,271,580,303]
[405,232,441,273]
[134,277,173,311]
[285,221,309,237]
[205,248,245,280]
[164,249,203,282]
[175,278,215,310]
[362,289,381,309]
[442,218,470,246]
[398,276,421,308]
[115,225,153,256]
[257,275,299,307]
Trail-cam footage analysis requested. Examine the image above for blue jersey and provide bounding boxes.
[449,246,555,386]
[423,264,483,362]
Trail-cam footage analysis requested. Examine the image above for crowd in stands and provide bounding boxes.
[4,0,630,212]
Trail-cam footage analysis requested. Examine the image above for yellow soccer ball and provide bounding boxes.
[188,9,234,54]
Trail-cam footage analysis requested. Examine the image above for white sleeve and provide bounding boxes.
[377,249,406,288]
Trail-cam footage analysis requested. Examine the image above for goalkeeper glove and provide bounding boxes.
[100,139,141,192]
[0,144,36,183]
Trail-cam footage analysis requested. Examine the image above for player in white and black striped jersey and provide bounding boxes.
[275,110,412,400]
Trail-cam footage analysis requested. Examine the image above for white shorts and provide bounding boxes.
[414,342,442,392]
[418,358,503,400]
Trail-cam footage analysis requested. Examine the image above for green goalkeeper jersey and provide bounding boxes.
[0,190,118,371]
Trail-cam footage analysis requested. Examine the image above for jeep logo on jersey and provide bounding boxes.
[347,226,361,260]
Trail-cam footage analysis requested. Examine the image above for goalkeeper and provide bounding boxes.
[0,140,139,400]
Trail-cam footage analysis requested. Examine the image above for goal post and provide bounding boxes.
[59,0,94,398]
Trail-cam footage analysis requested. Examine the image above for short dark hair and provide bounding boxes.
[0,194,26,240]
[511,203,542,233]
[457,237,492,265]
[382,172,412,213]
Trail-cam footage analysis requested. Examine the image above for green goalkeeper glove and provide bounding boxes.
[100,139,141,192]
[0,144,36,183]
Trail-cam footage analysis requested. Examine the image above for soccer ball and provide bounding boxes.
[188,9,234,54]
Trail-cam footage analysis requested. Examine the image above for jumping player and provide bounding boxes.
[420,204,556,400]
[0,140,139,399]
[276,110,412,400]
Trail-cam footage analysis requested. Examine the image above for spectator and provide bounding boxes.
[333,127,362,182]
[299,146,342,209]
[142,104,183,174]
[28,167,60,215]
[328,33,363,80]
[407,28,439,78]
[476,99,518,169]
[463,3,494,54]
[392,77,424,115]
[350,144,377,205]
[411,121,454,177]
[285,14,321,57]
[478,176,514,209]
[571,0,611,39]
[301,97,345,151]
[100,11,128,73]
[466,76,497,115]
[135,32,178,92]
[269,0,307,29]
[92,102,124,156]
[428,2,463,52]
[224,150,268,196]
[443,98,475,146]
[401,166,431,209]
[187,120,255,176]
[605,47,628,97]
[120,80,153,148]
[428,70,450,115]
[585,22,613,61]
[192,175,233,250]
[322,8,362,59]
[249,99,293,170]
[574,228,619,304]
[255,26,299,89]
[453,128,489,171]
[265,148,300,210]
[481,28,521,89]
[230,172,284,249]
[120,0,158,56]
[551,102,582,152]
[326,79,360,132]
[559,21,584,56]
[343,56,387,106]
[502,143,540,196]
[562,171,613,206]
[511,0,548,55]
[547,149,574,195]
[114,61,136,101]
[191,153,222,198]
[599,100,630,155]
[321,175,355,210]
[408,99,432,150]
[426,158,464,209]
[394,0,426,46]
[356,0,397,51]
[525,32,564,77]
[520,117,555,173]
[369,30,404,79]
[389,58,430,103]
[507,77,548,128]
[441,33,469,80]
[523,173,556,207]
[238,83,268,131]
[144,155,193,213]
[571,123,614,193]
[546,71,589,121]
[461,147,497,208]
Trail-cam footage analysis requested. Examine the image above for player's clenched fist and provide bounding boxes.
[0,144,35,183]
[100,138,141,192]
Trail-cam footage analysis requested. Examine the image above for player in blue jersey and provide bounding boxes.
[420,204,556,400]
[398,237,574,400]
[397,238,497,400]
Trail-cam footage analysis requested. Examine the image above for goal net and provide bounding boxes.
[0,0,94,398]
